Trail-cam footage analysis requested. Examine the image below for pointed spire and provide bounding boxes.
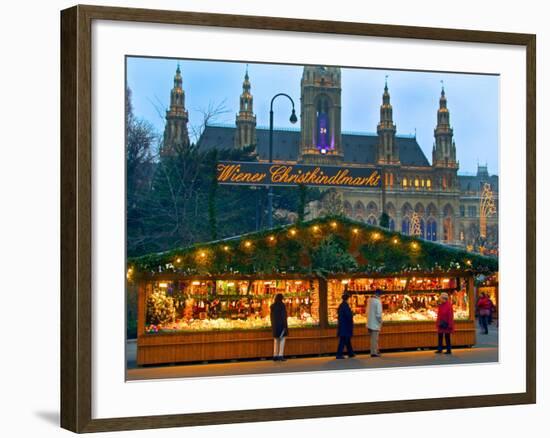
[162,62,189,156]
[377,75,397,164]
[235,65,256,149]
[242,65,251,93]
[433,80,456,168]
[173,63,182,89]
[383,75,390,105]
[439,80,447,109]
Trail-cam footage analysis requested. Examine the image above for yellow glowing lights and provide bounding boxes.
[176,257,182,263]
[392,237,399,244]
[372,232,381,240]
[289,229,297,236]
[244,241,252,248]
[466,260,472,266]
[330,221,338,228]
[223,245,230,251]
[159,282,168,288]
[312,225,320,232]
[268,235,276,242]
[352,228,359,234]
[341,279,350,285]
[192,281,201,285]
[199,251,206,258]
[411,242,419,250]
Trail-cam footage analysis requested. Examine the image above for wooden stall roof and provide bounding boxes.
[128,216,498,279]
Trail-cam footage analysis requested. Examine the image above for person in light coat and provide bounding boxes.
[366,289,383,357]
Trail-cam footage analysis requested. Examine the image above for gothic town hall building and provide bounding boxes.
[161,65,499,251]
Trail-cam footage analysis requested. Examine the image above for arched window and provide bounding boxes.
[419,218,425,239]
[367,215,377,226]
[367,201,378,217]
[426,218,437,241]
[343,201,352,218]
[354,201,366,221]
[388,217,395,231]
[403,177,408,187]
[427,179,432,188]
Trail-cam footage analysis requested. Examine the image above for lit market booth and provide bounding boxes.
[128,217,498,366]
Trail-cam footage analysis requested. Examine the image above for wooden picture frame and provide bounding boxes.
[60,4,536,433]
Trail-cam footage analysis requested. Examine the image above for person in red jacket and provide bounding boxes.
[477,293,492,334]
[435,292,454,354]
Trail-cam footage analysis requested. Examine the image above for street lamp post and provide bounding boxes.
[267,93,298,229]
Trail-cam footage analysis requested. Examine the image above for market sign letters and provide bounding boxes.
[217,161,381,188]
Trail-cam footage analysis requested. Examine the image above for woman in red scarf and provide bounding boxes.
[435,292,454,354]
[477,293,493,334]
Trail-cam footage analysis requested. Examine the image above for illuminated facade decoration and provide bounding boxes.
[298,66,343,164]
[193,66,499,251]
[480,182,497,239]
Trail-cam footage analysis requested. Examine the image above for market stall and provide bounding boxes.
[128,216,498,366]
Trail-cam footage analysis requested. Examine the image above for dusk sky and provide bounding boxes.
[126,57,499,175]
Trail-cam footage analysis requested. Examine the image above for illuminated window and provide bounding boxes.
[427,179,432,188]
[403,177,408,187]
[414,178,419,187]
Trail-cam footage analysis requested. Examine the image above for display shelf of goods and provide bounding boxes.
[144,279,320,333]
[327,277,470,325]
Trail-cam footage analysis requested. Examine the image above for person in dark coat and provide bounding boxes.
[336,293,355,359]
[435,292,455,354]
[270,293,289,361]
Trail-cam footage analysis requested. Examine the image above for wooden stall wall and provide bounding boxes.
[135,275,477,366]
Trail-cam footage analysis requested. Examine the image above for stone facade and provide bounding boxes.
[166,65,498,251]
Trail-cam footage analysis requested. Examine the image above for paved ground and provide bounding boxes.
[126,325,498,381]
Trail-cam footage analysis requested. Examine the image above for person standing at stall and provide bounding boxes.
[435,292,454,354]
[366,289,383,357]
[477,292,492,335]
[336,293,355,359]
[270,293,289,361]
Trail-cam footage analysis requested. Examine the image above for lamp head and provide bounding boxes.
[289,108,298,124]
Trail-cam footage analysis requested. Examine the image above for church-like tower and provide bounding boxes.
[432,85,457,168]
[161,64,190,156]
[298,66,343,164]
[376,79,399,164]
[235,67,257,149]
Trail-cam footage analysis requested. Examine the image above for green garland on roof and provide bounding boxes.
[128,215,498,277]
